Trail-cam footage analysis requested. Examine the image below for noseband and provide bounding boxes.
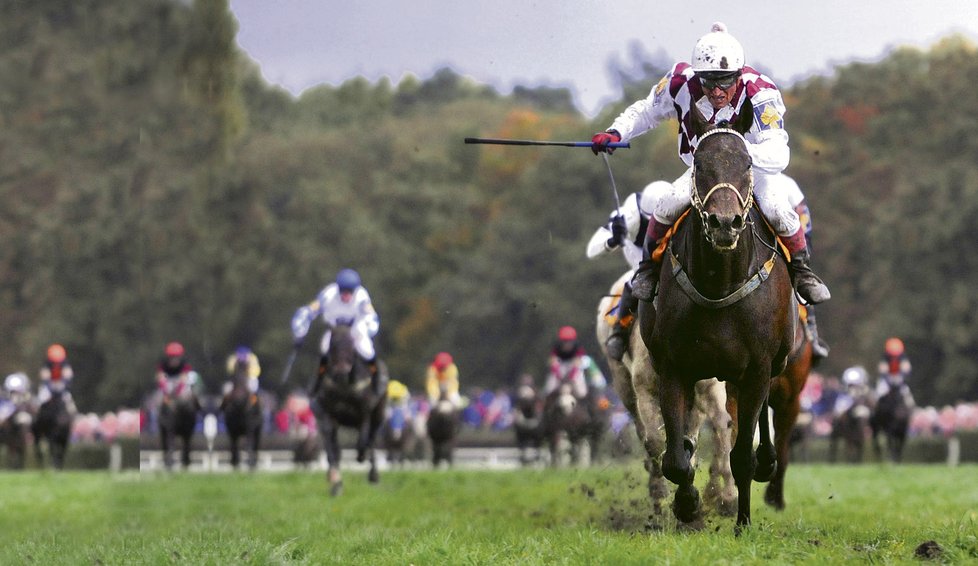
[689,128,754,249]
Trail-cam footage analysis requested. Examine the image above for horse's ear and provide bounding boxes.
[688,98,711,139]
[732,97,754,135]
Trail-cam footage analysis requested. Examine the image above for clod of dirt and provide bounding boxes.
[914,540,943,560]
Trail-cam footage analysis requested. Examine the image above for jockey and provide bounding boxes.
[782,174,830,361]
[156,341,199,399]
[425,352,462,409]
[387,379,410,408]
[876,337,915,406]
[224,345,261,395]
[833,366,871,418]
[291,268,385,397]
[38,343,77,414]
[543,326,607,401]
[591,22,830,308]
[587,180,670,360]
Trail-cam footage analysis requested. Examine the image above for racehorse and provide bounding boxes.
[637,106,795,533]
[220,362,263,470]
[0,403,33,469]
[763,309,815,510]
[313,323,386,495]
[513,381,544,465]
[382,402,417,467]
[829,396,871,463]
[426,388,459,468]
[32,392,73,469]
[870,385,912,463]
[158,383,200,470]
[597,270,737,518]
[540,383,592,467]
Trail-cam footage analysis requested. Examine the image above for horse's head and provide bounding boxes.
[325,323,357,382]
[689,99,755,251]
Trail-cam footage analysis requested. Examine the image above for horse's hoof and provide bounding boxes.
[368,469,379,483]
[754,453,777,482]
[671,484,701,524]
[356,450,367,463]
[329,481,343,497]
[764,484,785,511]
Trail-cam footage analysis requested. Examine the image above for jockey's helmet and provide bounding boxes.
[235,345,252,362]
[46,344,66,363]
[691,22,744,74]
[842,366,868,387]
[640,181,672,218]
[387,380,409,401]
[885,337,905,357]
[557,326,578,342]
[433,352,453,371]
[336,268,361,292]
[4,372,28,393]
[165,341,185,358]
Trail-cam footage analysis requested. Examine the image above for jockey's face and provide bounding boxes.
[558,339,576,355]
[704,81,737,110]
[339,290,354,303]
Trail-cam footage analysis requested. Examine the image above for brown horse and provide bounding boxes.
[637,109,795,533]
[762,310,814,510]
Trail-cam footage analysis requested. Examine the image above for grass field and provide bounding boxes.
[1,463,976,565]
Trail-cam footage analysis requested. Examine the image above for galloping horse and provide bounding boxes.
[540,383,592,467]
[513,381,544,465]
[637,107,795,533]
[313,323,386,495]
[764,309,815,510]
[382,402,417,466]
[32,392,73,469]
[220,362,263,470]
[0,403,33,469]
[158,382,201,470]
[426,387,459,468]
[597,270,737,517]
[870,384,912,463]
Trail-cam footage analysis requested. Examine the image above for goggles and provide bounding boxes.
[698,72,740,91]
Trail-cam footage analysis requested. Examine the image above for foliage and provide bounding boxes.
[0,1,976,410]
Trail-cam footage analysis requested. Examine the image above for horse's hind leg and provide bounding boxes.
[181,435,192,469]
[696,380,736,516]
[230,436,241,470]
[765,396,799,511]
[249,430,261,470]
[160,432,173,470]
[659,377,701,525]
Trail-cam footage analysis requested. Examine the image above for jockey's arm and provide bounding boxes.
[744,91,789,174]
[609,70,678,142]
[291,298,324,344]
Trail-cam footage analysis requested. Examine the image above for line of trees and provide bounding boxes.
[1,0,976,411]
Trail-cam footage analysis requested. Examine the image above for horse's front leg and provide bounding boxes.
[696,379,737,517]
[160,430,172,470]
[659,375,701,525]
[181,435,192,469]
[319,417,343,496]
[229,435,241,469]
[249,428,261,471]
[728,377,770,534]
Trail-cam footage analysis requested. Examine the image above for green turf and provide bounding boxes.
[1,464,976,565]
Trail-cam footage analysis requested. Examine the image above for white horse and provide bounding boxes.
[597,270,737,517]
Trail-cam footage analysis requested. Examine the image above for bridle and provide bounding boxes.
[689,127,754,248]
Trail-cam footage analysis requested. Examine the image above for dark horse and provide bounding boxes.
[1,402,33,469]
[637,108,795,533]
[513,382,544,465]
[540,384,592,467]
[314,323,386,495]
[159,383,200,470]
[764,310,815,510]
[33,392,73,469]
[870,384,912,463]
[426,388,459,468]
[382,403,417,466]
[220,363,263,470]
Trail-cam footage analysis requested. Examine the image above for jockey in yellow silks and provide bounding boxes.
[426,352,462,409]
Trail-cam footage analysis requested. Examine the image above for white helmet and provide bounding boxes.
[640,181,672,218]
[4,372,28,393]
[842,366,868,387]
[691,22,745,73]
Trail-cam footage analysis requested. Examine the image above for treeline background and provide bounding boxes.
[2,0,977,412]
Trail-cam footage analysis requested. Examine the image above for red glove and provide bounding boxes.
[591,130,621,155]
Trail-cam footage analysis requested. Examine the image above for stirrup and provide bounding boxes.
[631,270,658,302]
[605,334,626,362]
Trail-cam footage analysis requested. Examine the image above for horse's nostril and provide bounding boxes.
[732,215,744,231]
[707,214,721,229]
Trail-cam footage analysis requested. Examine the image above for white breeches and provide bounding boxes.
[319,325,376,360]
[653,168,801,237]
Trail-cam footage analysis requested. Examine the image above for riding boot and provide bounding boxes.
[606,282,638,361]
[789,249,831,304]
[805,305,830,362]
[632,217,670,302]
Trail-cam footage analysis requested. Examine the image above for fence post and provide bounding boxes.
[947,435,961,467]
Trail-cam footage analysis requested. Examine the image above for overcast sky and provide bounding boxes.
[228,1,978,117]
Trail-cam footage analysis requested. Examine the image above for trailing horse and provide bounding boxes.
[0,402,33,469]
[382,403,417,467]
[870,385,912,463]
[158,384,201,470]
[637,108,794,533]
[512,381,544,465]
[220,363,263,471]
[540,383,592,467]
[597,270,737,517]
[312,323,387,495]
[32,392,73,469]
[426,387,459,468]
[763,309,815,510]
